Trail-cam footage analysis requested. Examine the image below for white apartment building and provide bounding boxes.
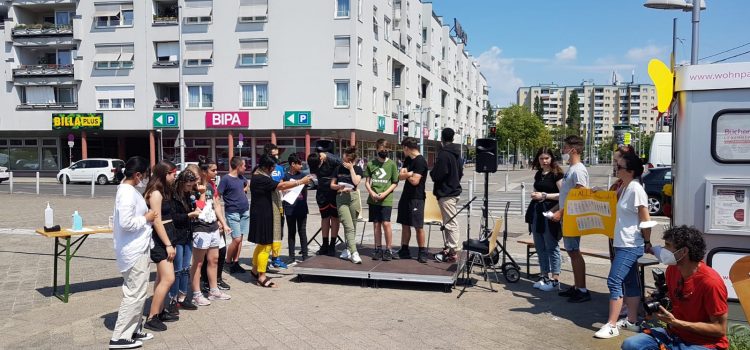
[0,0,488,173]
[517,82,661,144]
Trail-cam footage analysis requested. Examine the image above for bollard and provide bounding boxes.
[468,179,474,212]
[63,176,67,196]
[9,172,13,194]
[520,182,526,214]
[472,171,476,192]
[36,171,40,195]
[504,173,509,192]
[607,174,612,189]
[91,173,96,198]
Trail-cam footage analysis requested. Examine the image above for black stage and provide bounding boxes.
[295,246,459,289]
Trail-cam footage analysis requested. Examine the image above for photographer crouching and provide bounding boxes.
[622,226,729,350]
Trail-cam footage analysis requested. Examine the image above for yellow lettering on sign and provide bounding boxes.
[53,117,60,127]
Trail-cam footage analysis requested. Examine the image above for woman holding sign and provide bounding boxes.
[594,152,653,339]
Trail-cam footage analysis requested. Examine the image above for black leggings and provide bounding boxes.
[286,215,308,257]
[201,246,226,282]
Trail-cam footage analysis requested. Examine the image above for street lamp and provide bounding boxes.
[643,0,706,64]
[67,134,74,166]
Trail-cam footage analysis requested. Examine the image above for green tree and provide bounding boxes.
[494,105,552,163]
[566,90,581,133]
[533,96,544,120]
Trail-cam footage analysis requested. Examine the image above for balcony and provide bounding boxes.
[13,64,74,77]
[13,0,76,4]
[12,24,73,37]
[153,60,179,68]
[153,0,179,25]
[154,99,179,109]
[17,102,77,110]
[153,15,178,25]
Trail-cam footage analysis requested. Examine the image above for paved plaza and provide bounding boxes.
[0,167,676,349]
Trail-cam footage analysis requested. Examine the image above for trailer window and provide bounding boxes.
[711,109,750,164]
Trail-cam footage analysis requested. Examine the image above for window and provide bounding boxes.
[95,85,135,110]
[357,37,362,65]
[94,3,133,28]
[372,87,378,112]
[384,17,391,41]
[184,0,213,24]
[239,39,268,66]
[383,92,390,115]
[387,56,392,79]
[241,83,268,108]
[393,67,402,87]
[187,84,213,108]
[372,47,378,76]
[336,0,350,17]
[356,81,362,109]
[335,80,349,108]
[21,86,77,106]
[238,0,268,22]
[155,42,179,65]
[357,0,362,20]
[184,41,213,66]
[333,36,351,64]
[373,16,378,40]
[93,45,134,69]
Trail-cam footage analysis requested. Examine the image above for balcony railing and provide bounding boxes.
[155,100,180,109]
[13,64,74,76]
[153,16,178,25]
[153,60,179,68]
[12,24,73,37]
[17,102,78,110]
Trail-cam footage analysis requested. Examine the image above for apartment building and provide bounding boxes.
[517,82,660,144]
[0,0,488,173]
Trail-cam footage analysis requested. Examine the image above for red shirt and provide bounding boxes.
[666,262,729,349]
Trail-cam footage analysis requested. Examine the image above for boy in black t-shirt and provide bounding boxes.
[396,137,430,263]
[307,150,341,256]
[283,154,310,261]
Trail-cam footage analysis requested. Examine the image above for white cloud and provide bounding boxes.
[626,44,667,61]
[476,46,524,105]
[555,46,578,61]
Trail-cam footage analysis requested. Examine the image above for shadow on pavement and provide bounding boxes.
[35,272,157,299]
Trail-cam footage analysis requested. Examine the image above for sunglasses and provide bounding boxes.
[616,165,627,171]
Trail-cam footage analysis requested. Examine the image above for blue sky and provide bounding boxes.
[429,0,750,106]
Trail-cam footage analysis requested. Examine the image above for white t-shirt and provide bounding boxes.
[113,184,152,272]
[559,162,589,211]
[614,181,648,248]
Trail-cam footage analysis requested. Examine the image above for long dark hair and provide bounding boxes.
[197,155,216,182]
[532,147,563,176]
[144,160,176,202]
[173,167,198,212]
[123,156,149,179]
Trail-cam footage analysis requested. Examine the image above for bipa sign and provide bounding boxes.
[205,111,250,128]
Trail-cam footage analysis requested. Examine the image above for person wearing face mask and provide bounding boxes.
[263,144,288,269]
[364,139,400,261]
[621,226,729,350]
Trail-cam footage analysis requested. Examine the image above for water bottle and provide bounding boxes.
[72,210,83,231]
[44,202,54,228]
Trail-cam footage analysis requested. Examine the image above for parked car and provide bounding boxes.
[642,166,672,216]
[0,166,9,183]
[57,158,125,185]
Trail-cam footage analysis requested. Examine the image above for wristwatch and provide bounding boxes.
[542,192,547,200]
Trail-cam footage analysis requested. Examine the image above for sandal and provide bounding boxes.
[256,277,277,288]
[250,270,259,280]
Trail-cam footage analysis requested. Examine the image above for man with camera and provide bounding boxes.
[621,226,729,350]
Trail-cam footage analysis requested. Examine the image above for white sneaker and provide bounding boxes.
[539,279,560,292]
[192,294,211,306]
[594,323,620,339]
[616,318,641,332]
[350,251,362,264]
[533,277,547,289]
[207,290,231,301]
[340,249,351,260]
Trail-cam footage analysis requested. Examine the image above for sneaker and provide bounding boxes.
[217,278,231,290]
[158,310,178,322]
[229,262,247,274]
[397,248,412,260]
[208,290,231,301]
[192,294,211,306]
[271,257,288,269]
[143,317,167,332]
[594,323,619,339]
[165,300,180,316]
[616,318,641,332]
[533,277,548,289]
[417,250,428,263]
[339,249,351,260]
[382,249,393,261]
[200,280,209,294]
[109,338,143,349]
[350,251,362,264]
[539,279,560,292]
[327,243,337,257]
[372,249,383,261]
[434,249,457,263]
[558,286,577,297]
[131,331,153,341]
[316,244,329,256]
[568,290,592,303]
[176,298,198,310]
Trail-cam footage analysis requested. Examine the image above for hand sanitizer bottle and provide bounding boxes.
[45,202,54,228]
[72,211,83,231]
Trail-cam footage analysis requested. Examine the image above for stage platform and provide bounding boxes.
[295,246,459,289]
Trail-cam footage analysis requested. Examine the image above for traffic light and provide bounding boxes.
[489,126,497,137]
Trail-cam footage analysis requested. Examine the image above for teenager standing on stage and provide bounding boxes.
[283,154,310,261]
[364,139,399,261]
[396,137,430,263]
[307,146,342,256]
[431,128,464,263]
[331,147,364,264]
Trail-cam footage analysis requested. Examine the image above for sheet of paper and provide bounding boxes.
[282,184,304,205]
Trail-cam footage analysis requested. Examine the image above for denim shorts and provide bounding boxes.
[563,236,580,251]
[225,210,249,239]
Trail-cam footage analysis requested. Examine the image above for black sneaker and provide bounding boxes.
[131,331,153,341]
[166,300,180,317]
[301,254,309,262]
[316,244,329,256]
[382,249,393,261]
[143,317,167,332]
[327,243,337,257]
[176,298,198,311]
[372,249,382,261]
[397,248,412,260]
[558,286,577,297]
[568,290,592,303]
[229,262,247,274]
[109,338,142,349]
[158,310,179,322]
[417,250,428,263]
[217,279,231,291]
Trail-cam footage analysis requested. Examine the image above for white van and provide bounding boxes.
[648,132,672,168]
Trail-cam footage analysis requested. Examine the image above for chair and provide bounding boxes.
[424,192,446,251]
[461,217,503,292]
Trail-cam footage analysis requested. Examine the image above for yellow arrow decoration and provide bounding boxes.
[648,59,674,113]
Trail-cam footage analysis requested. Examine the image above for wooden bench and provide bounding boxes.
[517,238,659,297]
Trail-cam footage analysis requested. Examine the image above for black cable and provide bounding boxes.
[700,41,750,61]
[712,49,750,64]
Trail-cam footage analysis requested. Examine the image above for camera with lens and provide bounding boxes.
[643,268,672,314]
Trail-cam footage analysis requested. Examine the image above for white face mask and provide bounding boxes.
[136,178,147,188]
[561,152,571,162]
[657,246,682,265]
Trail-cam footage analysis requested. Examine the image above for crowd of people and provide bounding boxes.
[107,128,730,350]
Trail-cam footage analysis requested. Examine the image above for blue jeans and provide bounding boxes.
[621,328,711,350]
[169,243,192,299]
[531,220,561,275]
[608,247,643,300]
[225,210,250,239]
